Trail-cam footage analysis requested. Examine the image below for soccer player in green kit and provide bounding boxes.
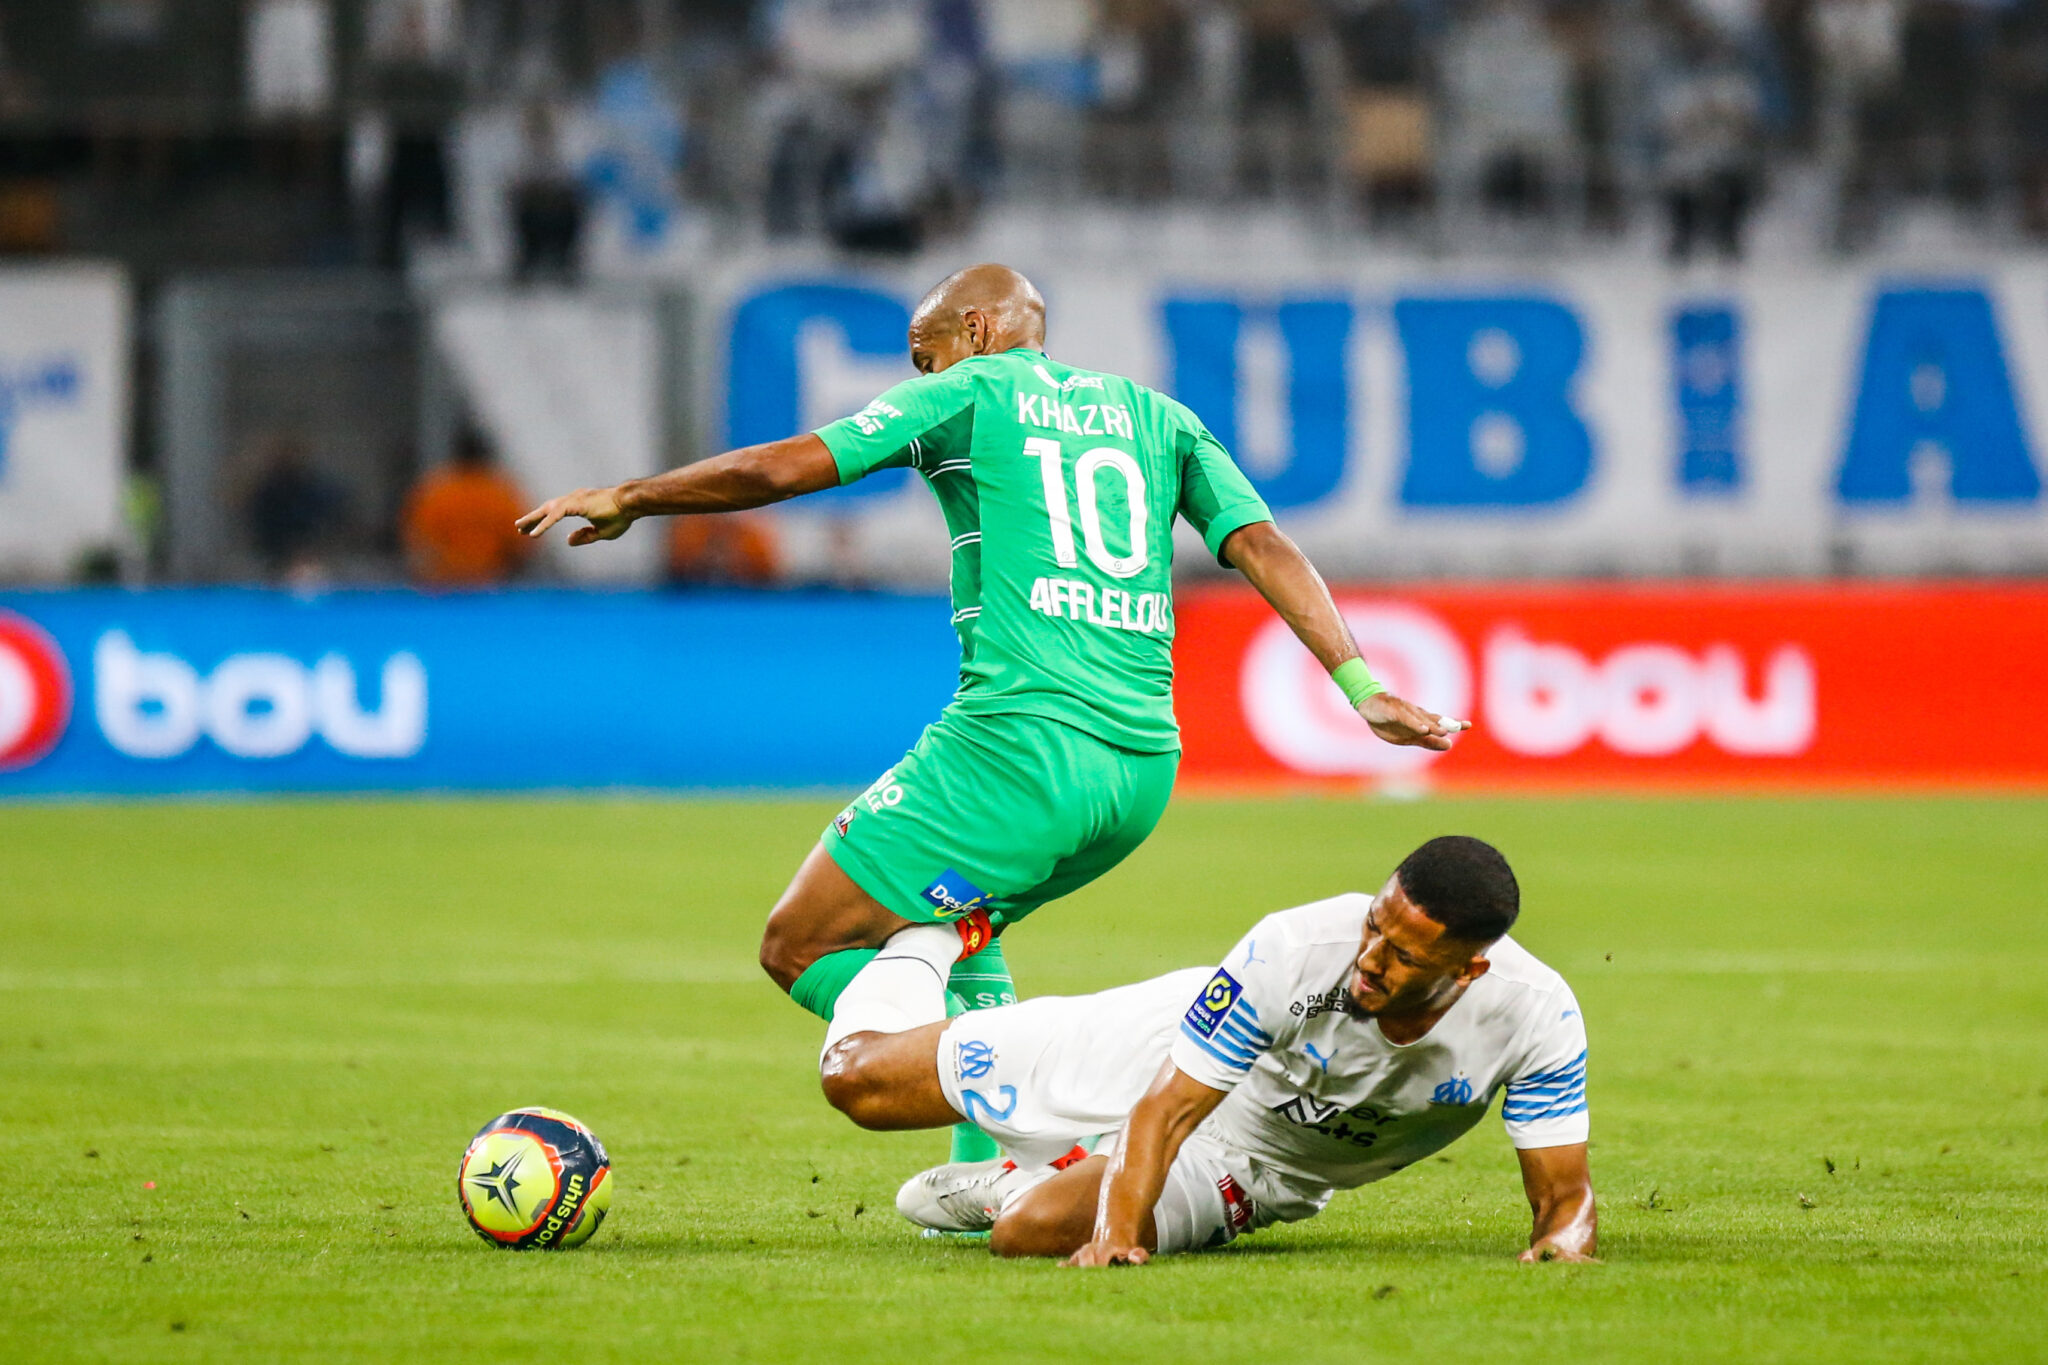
[516,265,1467,1166]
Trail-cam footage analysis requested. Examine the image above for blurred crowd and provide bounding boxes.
[7,0,2048,587]
[5,0,2048,266]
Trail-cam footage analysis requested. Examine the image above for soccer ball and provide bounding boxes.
[457,1107,613,1250]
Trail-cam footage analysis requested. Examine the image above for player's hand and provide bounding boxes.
[515,487,635,546]
[1064,1239,1150,1268]
[1519,1244,1600,1264]
[1358,692,1470,751]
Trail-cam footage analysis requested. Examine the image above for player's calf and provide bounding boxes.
[988,1155,1145,1260]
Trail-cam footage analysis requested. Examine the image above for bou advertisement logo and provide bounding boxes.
[93,632,426,761]
[1237,598,1817,777]
[0,611,72,770]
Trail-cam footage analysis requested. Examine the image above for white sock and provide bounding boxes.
[820,923,959,1056]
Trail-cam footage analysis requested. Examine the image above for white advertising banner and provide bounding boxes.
[0,265,130,581]
[689,252,2048,585]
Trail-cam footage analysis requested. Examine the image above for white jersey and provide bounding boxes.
[935,893,1590,1240]
[1169,893,1589,1220]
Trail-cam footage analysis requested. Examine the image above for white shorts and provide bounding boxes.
[1094,1127,1279,1253]
[935,967,1209,1168]
[934,966,1285,1254]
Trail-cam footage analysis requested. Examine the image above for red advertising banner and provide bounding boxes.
[1173,584,2048,790]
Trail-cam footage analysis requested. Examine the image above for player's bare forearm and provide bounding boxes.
[515,434,839,545]
[1221,520,1468,750]
[1222,521,1360,673]
[1066,1064,1225,1268]
[1517,1143,1599,1263]
[620,434,839,516]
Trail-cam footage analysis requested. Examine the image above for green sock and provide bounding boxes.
[946,938,1017,1164]
[788,948,877,1022]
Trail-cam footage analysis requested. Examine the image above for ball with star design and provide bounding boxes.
[457,1107,612,1250]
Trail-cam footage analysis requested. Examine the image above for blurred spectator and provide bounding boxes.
[1998,0,2048,235]
[985,0,1098,204]
[1898,0,1990,203]
[585,52,689,257]
[1811,0,1903,245]
[88,0,170,41]
[1655,30,1765,261]
[245,0,333,120]
[0,179,60,255]
[510,102,585,283]
[1237,0,1331,201]
[768,0,928,85]
[0,12,40,118]
[1090,0,1196,200]
[248,437,348,585]
[822,80,937,252]
[11,0,2048,264]
[1440,0,1577,220]
[358,0,461,268]
[1332,0,1433,221]
[400,427,532,588]
[758,0,928,238]
[667,515,782,587]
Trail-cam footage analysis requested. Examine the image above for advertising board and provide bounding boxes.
[1174,584,2048,789]
[2,585,2042,797]
[0,590,956,796]
[0,265,130,580]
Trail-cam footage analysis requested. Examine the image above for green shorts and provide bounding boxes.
[824,709,1178,929]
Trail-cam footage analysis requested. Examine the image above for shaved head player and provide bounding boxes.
[518,265,1469,1166]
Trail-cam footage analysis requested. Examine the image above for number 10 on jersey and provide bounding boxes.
[1027,437,1150,580]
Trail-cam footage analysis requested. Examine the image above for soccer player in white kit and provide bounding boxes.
[820,836,1597,1263]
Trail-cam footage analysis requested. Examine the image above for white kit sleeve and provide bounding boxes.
[1167,916,1294,1092]
[1500,982,1591,1149]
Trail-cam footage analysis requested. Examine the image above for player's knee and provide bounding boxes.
[817,1040,892,1129]
[757,911,811,992]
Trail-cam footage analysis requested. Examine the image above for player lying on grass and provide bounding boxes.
[517,263,1466,1165]
[817,835,1597,1264]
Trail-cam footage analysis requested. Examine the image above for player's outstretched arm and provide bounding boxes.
[1065,1063,1226,1268]
[514,433,840,546]
[1220,521,1469,751]
[1516,1143,1598,1263]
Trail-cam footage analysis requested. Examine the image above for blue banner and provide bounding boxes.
[0,590,960,796]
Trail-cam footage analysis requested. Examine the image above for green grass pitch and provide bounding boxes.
[3,794,2044,1362]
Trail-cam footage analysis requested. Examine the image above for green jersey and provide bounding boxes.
[814,347,1272,753]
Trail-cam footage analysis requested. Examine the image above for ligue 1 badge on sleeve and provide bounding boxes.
[1183,969,1244,1039]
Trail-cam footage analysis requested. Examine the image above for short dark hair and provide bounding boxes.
[452,425,496,467]
[1394,836,1519,944]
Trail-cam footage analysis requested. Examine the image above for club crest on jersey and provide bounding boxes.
[1183,968,1244,1039]
[1431,1076,1476,1106]
[921,870,989,919]
[956,1039,997,1081]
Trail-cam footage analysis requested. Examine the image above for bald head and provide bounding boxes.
[907,264,1047,375]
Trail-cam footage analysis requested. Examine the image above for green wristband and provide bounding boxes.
[1331,658,1386,708]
